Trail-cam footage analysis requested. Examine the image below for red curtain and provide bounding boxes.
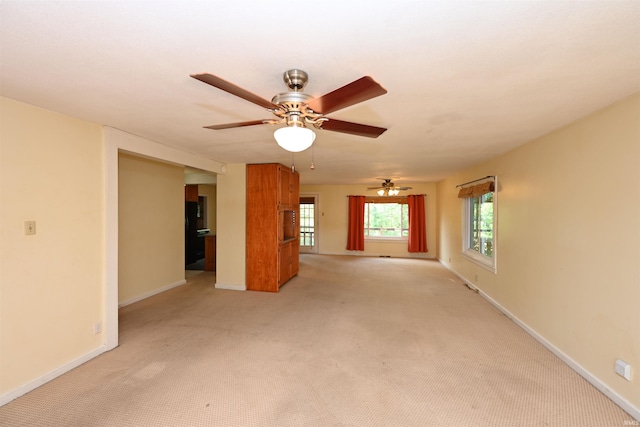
[407,194,427,253]
[346,195,366,251]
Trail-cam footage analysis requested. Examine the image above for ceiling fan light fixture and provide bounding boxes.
[369,179,412,196]
[274,125,316,152]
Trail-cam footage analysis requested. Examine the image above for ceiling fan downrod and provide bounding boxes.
[282,69,308,91]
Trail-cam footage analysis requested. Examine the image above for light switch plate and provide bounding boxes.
[24,221,36,235]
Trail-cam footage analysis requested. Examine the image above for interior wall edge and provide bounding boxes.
[214,282,247,291]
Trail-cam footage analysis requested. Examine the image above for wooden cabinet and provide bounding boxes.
[204,235,216,272]
[246,163,300,292]
[185,184,198,202]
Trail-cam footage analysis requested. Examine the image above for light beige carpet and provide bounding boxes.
[0,255,635,426]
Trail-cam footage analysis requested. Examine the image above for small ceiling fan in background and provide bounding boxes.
[368,179,413,196]
[190,69,388,152]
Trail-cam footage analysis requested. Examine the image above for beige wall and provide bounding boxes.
[300,183,437,259]
[118,153,185,305]
[437,94,640,410]
[0,98,105,394]
[215,164,246,290]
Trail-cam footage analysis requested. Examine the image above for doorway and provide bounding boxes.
[184,179,217,273]
[300,194,319,254]
[105,128,224,351]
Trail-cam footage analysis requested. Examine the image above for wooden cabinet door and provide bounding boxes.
[279,165,290,208]
[290,172,299,206]
[290,240,299,277]
[278,242,291,286]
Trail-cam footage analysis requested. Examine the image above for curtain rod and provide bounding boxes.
[456,175,495,188]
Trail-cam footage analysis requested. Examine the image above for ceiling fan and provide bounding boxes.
[368,179,413,196]
[190,69,388,152]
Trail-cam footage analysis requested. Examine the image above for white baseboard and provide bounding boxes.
[215,282,246,291]
[118,279,187,307]
[439,260,640,421]
[0,345,107,407]
[318,251,436,260]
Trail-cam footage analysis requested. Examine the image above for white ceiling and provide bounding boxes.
[1,1,638,186]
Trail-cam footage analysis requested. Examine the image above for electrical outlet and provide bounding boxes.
[93,322,102,335]
[615,359,631,381]
[24,221,36,235]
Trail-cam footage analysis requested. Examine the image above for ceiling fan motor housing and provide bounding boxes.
[271,71,318,127]
[270,92,317,126]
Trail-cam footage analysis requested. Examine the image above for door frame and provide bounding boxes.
[299,193,319,254]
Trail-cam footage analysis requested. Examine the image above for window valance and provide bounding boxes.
[300,196,315,204]
[457,181,495,198]
[364,196,408,204]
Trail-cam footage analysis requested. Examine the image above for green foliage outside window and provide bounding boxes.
[364,203,408,237]
[470,192,493,257]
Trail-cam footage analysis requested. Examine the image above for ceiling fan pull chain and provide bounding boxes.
[310,145,316,170]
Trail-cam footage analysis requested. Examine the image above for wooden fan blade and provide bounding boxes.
[306,76,387,115]
[191,73,279,110]
[204,120,268,130]
[318,118,387,138]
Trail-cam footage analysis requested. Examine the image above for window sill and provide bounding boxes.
[462,250,496,274]
[365,237,408,242]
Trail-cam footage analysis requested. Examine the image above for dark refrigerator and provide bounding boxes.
[185,201,199,265]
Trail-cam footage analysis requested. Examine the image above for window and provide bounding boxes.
[461,179,496,272]
[364,198,408,239]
